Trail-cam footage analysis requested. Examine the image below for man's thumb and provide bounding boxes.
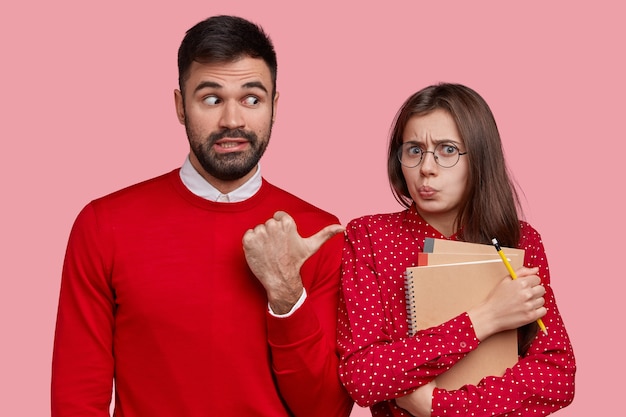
[305,224,345,254]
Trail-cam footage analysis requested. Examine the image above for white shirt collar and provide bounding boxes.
[179,156,262,202]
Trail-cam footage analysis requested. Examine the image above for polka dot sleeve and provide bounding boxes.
[429,223,576,417]
[337,212,575,417]
[338,213,481,410]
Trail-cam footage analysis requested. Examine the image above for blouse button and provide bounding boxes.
[460,341,467,348]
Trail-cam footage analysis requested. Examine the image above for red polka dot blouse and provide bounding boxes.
[337,206,575,416]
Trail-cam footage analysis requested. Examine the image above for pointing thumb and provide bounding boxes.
[305,224,345,254]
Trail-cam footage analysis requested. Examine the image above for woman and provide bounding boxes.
[337,83,575,416]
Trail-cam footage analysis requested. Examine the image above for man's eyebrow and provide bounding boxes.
[242,81,268,94]
[194,81,222,94]
[193,80,269,95]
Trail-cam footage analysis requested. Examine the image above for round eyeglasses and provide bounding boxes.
[397,142,467,168]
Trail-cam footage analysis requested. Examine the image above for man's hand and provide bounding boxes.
[242,211,344,314]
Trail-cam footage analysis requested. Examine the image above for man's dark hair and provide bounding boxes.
[177,15,277,97]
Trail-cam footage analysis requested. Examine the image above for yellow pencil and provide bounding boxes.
[491,238,548,336]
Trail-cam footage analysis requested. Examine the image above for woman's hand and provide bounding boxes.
[395,381,436,417]
[468,267,546,341]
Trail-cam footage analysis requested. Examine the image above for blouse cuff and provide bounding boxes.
[419,313,479,356]
[431,387,468,417]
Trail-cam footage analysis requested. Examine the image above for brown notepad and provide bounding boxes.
[417,251,521,267]
[404,239,524,389]
[422,237,525,257]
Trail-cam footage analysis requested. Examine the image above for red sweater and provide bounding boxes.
[52,169,353,417]
[338,207,576,416]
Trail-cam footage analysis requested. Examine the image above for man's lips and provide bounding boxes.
[213,138,249,153]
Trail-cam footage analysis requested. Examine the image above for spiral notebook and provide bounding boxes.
[404,238,524,389]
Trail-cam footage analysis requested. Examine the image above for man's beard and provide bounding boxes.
[187,126,271,181]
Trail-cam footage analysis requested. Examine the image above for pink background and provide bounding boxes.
[1,1,623,415]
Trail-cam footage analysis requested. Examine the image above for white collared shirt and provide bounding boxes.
[178,155,306,317]
[179,156,262,202]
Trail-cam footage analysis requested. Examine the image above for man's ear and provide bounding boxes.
[174,89,185,125]
[272,91,279,123]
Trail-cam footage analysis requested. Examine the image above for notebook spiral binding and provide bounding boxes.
[404,269,418,337]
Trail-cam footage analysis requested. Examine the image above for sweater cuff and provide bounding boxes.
[268,288,307,318]
[266,297,321,346]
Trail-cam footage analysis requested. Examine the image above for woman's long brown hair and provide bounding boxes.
[387,83,537,354]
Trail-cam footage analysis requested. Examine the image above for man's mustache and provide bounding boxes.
[208,129,257,143]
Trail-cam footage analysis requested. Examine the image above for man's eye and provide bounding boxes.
[203,96,220,105]
[243,96,260,105]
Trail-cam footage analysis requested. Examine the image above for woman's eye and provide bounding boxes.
[203,96,220,105]
[441,144,458,155]
[408,146,422,156]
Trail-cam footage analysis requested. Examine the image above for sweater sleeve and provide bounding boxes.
[431,225,576,417]
[266,231,353,417]
[337,219,480,409]
[51,203,115,416]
